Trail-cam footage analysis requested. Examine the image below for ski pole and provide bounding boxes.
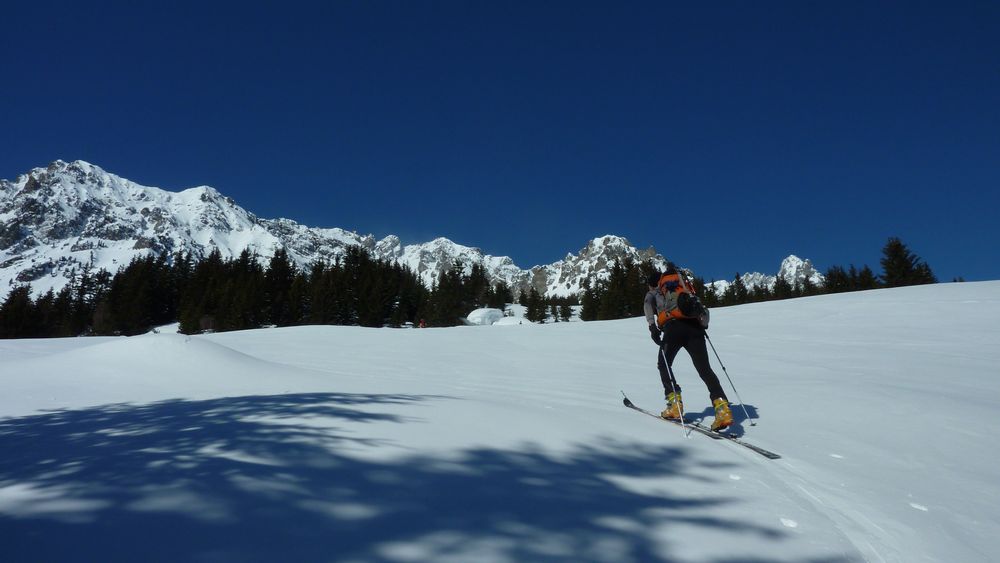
[660,345,690,436]
[704,332,756,426]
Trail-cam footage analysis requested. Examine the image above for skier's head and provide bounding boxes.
[646,272,661,288]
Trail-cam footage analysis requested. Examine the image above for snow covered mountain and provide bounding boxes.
[1,160,810,299]
[0,160,378,297]
[708,255,826,295]
[529,236,668,298]
[777,254,824,286]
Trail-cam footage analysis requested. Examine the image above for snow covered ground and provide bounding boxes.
[1,282,998,562]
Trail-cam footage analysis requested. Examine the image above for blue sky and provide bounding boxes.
[2,1,998,282]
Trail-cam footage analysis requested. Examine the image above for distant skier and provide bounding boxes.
[644,265,733,431]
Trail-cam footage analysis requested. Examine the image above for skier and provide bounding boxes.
[644,266,733,431]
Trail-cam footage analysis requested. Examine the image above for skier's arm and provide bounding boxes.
[643,292,657,326]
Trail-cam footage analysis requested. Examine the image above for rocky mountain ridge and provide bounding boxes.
[1,160,822,299]
[707,255,825,295]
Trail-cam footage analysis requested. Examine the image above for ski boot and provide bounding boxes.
[661,392,683,420]
[711,398,733,431]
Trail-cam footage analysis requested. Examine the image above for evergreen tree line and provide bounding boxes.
[0,236,943,337]
[578,237,940,321]
[0,246,516,338]
[516,289,576,323]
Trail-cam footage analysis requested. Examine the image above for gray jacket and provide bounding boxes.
[644,288,679,327]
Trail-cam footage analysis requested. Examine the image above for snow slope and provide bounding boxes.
[1,282,998,562]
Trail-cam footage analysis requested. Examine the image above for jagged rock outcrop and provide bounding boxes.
[1,160,819,300]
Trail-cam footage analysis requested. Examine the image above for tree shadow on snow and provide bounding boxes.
[0,393,817,562]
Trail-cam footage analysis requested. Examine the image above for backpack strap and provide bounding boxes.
[677,270,696,295]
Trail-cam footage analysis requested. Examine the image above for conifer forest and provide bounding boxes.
[0,237,938,338]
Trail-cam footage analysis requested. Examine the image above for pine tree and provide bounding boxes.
[749,283,772,302]
[880,237,936,287]
[397,263,427,326]
[487,281,513,310]
[559,303,573,322]
[579,279,600,321]
[427,262,466,326]
[800,275,817,297]
[723,274,749,305]
[914,263,937,285]
[178,249,225,334]
[824,265,851,293]
[856,265,880,290]
[286,273,309,326]
[700,280,721,308]
[466,263,490,309]
[97,255,174,335]
[51,285,75,336]
[847,265,860,291]
[597,260,632,320]
[34,289,56,336]
[264,248,297,326]
[0,286,37,338]
[526,288,546,323]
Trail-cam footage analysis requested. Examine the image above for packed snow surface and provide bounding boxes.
[1,282,999,562]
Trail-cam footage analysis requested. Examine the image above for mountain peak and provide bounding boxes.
[42,159,106,178]
[778,255,822,285]
[179,185,225,202]
[709,254,827,294]
[588,234,632,249]
[1,160,822,300]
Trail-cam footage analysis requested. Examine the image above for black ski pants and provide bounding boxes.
[657,320,728,402]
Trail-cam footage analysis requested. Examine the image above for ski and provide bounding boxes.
[622,393,781,460]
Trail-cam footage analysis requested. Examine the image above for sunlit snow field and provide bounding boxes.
[2,282,999,562]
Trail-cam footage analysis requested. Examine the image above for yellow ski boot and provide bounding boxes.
[711,398,733,431]
[661,392,683,420]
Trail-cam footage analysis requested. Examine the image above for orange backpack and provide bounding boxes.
[655,271,710,329]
